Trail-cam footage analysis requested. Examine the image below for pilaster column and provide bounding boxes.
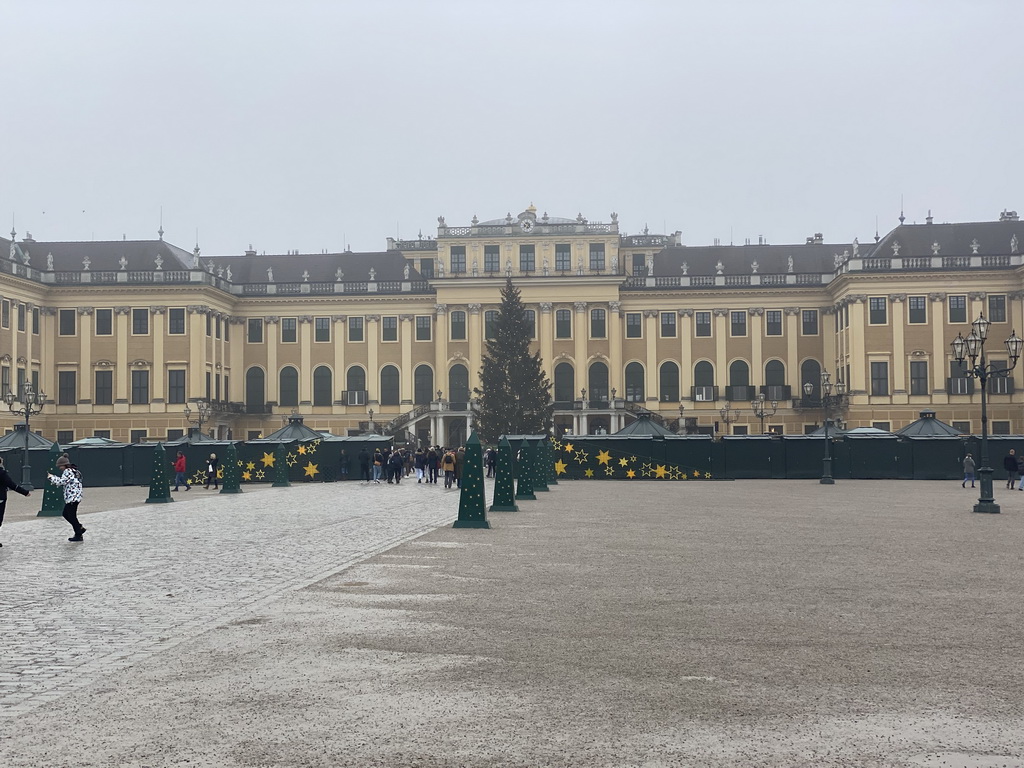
[888,295,907,394]
[78,308,93,402]
[299,316,313,405]
[679,309,693,396]
[608,301,622,394]
[847,296,867,393]
[333,316,347,406]
[229,317,246,402]
[38,308,57,400]
[366,315,380,405]
[400,314,414,404]
[264,316,279,404]
[573,302,588,393]
[643,309,658,403]
[929,294,948,395]
[115,307,131,404]
[434,305,448,400]
[713,309,729,392]
[749,308,764,387]
[539,303,553,380]
[467,304,482,393]
[150,307,166,403]
[784,308,800,389]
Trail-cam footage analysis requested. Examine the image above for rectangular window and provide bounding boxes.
[57,371,77,405]
[167,369,186,404]
[224,321,229,342]
[589,243,605,271]
[93,308,112,336]
[989,359,1012,394]
[730,311,747,337]
[993,421,1011,435]
[93,430,111,439]
[17,303,26,332]
[450,246,466,274]
[519,244,535,272]
[215,316,222,339]
[989,294,1007,323]
[348,317,364,342]
[484,245,500,273]
[910,360,929,395]
[524,309,536,339]
[57,430,74,445]
[314,317,331,343]
[555,244,571,271]
[59,309,76,336]
[802,309,819,335]
[869,297,887,325]
[695,311,712,338]
[450,311,466,341]
[130,429,147,444]
[94,370,113,405]
[0,365,8,397]
[766,310,783,336]
[382,316,398,342]
[0,299,8,328]
[908,296,927,324]
[281,317,297,343]
[870,361,889,396]
[590,309,606,338]
[132,308,149,335]
[131,369,150,404]
[484,310,498,340]
[625,312,642,339]
[205,313,212,336]
[168,308,186,335]
[661,312,677,338]
[32,306,39,334]
[949,295,967,324]
[555,309,572,339]
[871,421,891,432]
[205,371,211,399]
[247,318,264,343]
[415,315,432,341]
[632,254,646,276]
[419,258,434,279]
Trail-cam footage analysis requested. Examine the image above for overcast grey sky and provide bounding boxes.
[2,0,1021,255]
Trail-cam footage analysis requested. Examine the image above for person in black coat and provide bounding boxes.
[357,448,371,482]
[1004,449,1018,490]
[0,456,32,547]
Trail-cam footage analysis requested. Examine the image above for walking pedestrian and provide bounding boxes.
[962,453,976,489]
[48,455,86,542]
[338,449,349,482]
[426,446,439,484]
[372,448,383,483]
[455,446,465,488]
[441,448,456,489]
[389,449,404,484]
[0,456,31,547]
[358,447,371,482]
[1004,449,1018,490]
[1016,452,1024,490]
[414,447,426,483]
[204,453,219,490]
[172,450,190,491]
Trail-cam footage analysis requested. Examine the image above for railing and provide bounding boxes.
[902,257,931,270]
[384,403,431,435]
[690,276,716,287]
[691,385,719,402]
[760,384,791,401]
[277,283,302,294]
[946,377,975,395]
[760,274,788,285]
[310,282,335,293]
[862,258,892,270]
[243,284,268,294]
[244,403,273,414]
[724,275,751,287]
[983,255,1011,268]
[724,385,756,401]
[942,256,971,269]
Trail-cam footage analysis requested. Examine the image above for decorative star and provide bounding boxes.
[236,460,243,467]
[286,452,298,466]
[654,464,668,479]
[554,460,568,475]
[574,450,589,464]
[242,471,252,481]
[298,444,307,455]
[641,462,653,474]
[596,450,612,465]
[604,465,616,476]
[705,472,712,479]
[692,469,701,478]
[563,443,574,453]
[584,468,595,478]
[255,469,266,480]
[618,458,629,467]
[246,461,256,471]
[261,452,275,467]
[626,469,636,479]
[303,461,319,478]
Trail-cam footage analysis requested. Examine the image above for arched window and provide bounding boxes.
[414,365,433,405]
[554,362,575,404]
[728,360,750,386]
[245,367,265,408]
[659,361,680,402]
[380,365,400,406]
[279,366,299,407]
[449,364,469,405]
[312,366,332,407]
[625,362,645,402]
[588,361,609,401]
[765,359,786,385]
[801,359,822,400]
[345,366,366,405]
[694,361,715,386]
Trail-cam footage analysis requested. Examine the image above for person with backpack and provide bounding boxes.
[426,446,440,484]
[0,456,31,547]
[441,449,457,489]
[48,455,86,542]
[389,448,405,485]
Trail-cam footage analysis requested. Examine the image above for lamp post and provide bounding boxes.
[950,313,1023,514]
[677,403,686,434]
[3,381,46,491]
[368,408,375,433]
[183,398,213,437]
[718,403,738,435]
[803,370,848,485]
[750,393,778,434]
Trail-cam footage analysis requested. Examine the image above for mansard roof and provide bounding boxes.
[871,219,1023,260]
[653,242,855,277]
[204,249,421,284]
[4,237,194,272]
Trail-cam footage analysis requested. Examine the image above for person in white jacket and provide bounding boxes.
[48,455,86,542]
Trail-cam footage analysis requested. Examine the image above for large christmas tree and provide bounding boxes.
[474,278,553,443]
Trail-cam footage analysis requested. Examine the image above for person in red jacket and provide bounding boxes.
[173,451,190,491]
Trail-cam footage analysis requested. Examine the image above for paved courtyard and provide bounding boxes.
[2,478,1024,767]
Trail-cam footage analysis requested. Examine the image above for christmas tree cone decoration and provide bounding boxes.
[39,441,65,516]
[532,439,549,492]
[272,442,291,487]
[489,436,518,512]
[514,439,537,501]
[220,441,242,494]
[453,431,490,529]
[545,437,559,486]
[145,443,174,504]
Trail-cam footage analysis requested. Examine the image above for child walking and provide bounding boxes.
[48,455,86,542]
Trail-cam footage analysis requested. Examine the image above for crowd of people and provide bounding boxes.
[352,445,471,488]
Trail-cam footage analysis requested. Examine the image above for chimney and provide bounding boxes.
[244,244,257,256]
[999,210,1019,222]
[925,210,933,225]
[22,232,35,243]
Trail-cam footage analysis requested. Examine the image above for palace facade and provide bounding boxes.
[1,204,1023,446]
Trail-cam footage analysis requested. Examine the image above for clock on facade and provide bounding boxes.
[519,218,535,232]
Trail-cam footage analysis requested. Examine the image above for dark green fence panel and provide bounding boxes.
[0,446,53,489]
[831,439,853,479]
[894,440,915,479]
[847,437,900,478]
[781,437,828,478]
[720,436,773,479]
[65,446,130,487]
[905,437,961,479]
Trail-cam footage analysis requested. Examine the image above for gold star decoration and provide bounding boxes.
[286,452,298,467]
[626,469,636,479]
[236,459,243,467]
[554,460,568,475]
[630,456,637,463]
[303,461,319,478]
[564,443,574,452]
[574,450,589,464]
[618,457,629,467]
[584,468,595,478]
[704,472,712,479]
[604,465,616,476]
[246,461,256,471]
[261,452,275,468]
[255,469,266,480]
[242,470,252,481]
[654,464,668,479]
[217,468,224,478]
[596,450,612,465]
[641,462,653,474]
[692,469,701,478]
[297,444,307,455]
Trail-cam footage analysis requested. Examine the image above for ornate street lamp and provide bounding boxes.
[677,403,686,434]
[950,313,1023,513]
[183,398,213,436]
[718,403,739,435]
[4,381,46,491]
[803,370,848,484]
[367,408,375,433]
[750,392,778,434]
